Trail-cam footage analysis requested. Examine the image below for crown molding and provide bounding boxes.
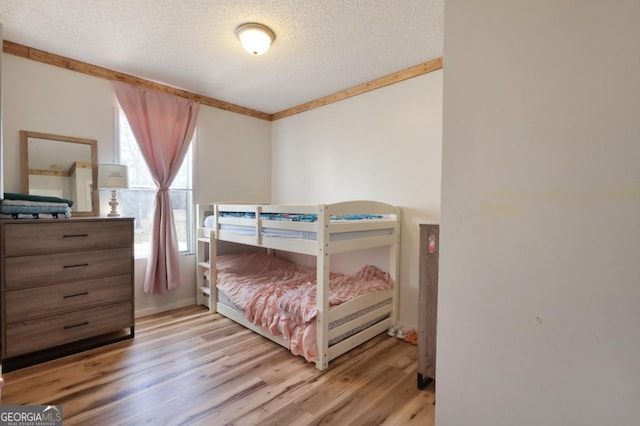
[3,40,443,122]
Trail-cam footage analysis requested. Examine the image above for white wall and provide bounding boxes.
[439,1,640,425]
[195,106,270,204]
[2,53,271,316]
[3,55,116,185]
[271,71,443,327]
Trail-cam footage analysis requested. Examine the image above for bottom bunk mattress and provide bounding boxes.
[207,252,394,363]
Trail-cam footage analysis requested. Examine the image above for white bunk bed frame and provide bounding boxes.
[196,201,400,370]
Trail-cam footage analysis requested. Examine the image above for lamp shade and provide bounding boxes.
[98,164,129,189]
[236,23,275,55]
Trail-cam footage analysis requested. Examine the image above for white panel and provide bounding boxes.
[330,289,394,321]
[328,235,396,254]
[328,319,391,361]
[440,1,640,425]
[328,306,392,341]
[194,107,270,204]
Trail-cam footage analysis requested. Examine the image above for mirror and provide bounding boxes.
[20,130,99,217]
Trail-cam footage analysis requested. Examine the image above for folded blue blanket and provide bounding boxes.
[3,192,74,208]
[0,199,71,219]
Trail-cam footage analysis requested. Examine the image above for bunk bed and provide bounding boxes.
[196,201,400,370]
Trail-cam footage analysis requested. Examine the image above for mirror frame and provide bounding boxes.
[20,130,99,217]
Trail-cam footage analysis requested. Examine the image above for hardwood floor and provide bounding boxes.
[1,305,435,425]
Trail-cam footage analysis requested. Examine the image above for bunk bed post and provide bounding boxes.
[209,228,218,313]
[196,203,216,311]
[255,205,262,246]
[316,204,330,370]
[390,207,401,323]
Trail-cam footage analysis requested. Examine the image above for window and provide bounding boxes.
[117,108,194,258]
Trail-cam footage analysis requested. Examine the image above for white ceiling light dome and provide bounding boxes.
[236,23,276,55]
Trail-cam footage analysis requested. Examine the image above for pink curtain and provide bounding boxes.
[113,82,199,294]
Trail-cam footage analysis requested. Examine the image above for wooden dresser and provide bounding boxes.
[0,218,134,371]
[418,223,439,389]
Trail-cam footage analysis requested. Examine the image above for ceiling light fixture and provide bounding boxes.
[236,23,275,55]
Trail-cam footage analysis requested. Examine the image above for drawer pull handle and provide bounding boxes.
[64,321,89,330]
[64,292,89,299]
[64,263,89,269]
[63,233,89,238]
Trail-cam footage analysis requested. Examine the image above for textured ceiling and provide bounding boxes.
[0,0,444,114]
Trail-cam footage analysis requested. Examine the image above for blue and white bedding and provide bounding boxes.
[0,199,72,219]
[204,213,392,241]
[215,224,392,241]
[217,212,384,222]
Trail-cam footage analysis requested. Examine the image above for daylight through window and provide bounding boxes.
[117,108,194,258]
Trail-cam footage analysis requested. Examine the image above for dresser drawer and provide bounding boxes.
[4,301,133,358]
[4,248,132,290]
[3,220,132,256]
[5,274,132,321]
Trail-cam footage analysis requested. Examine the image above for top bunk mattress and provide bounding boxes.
[203,213,393,241]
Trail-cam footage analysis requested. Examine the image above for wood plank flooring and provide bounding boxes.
[0,305,435,425]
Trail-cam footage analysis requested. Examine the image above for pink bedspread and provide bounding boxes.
[213,252,394,362]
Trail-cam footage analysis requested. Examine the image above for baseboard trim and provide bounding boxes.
[135,298,196,318]
[395,320,418,331]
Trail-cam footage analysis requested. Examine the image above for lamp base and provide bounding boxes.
[108,190,121,217]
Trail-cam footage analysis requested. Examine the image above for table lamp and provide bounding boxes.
[98,164,129,217]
